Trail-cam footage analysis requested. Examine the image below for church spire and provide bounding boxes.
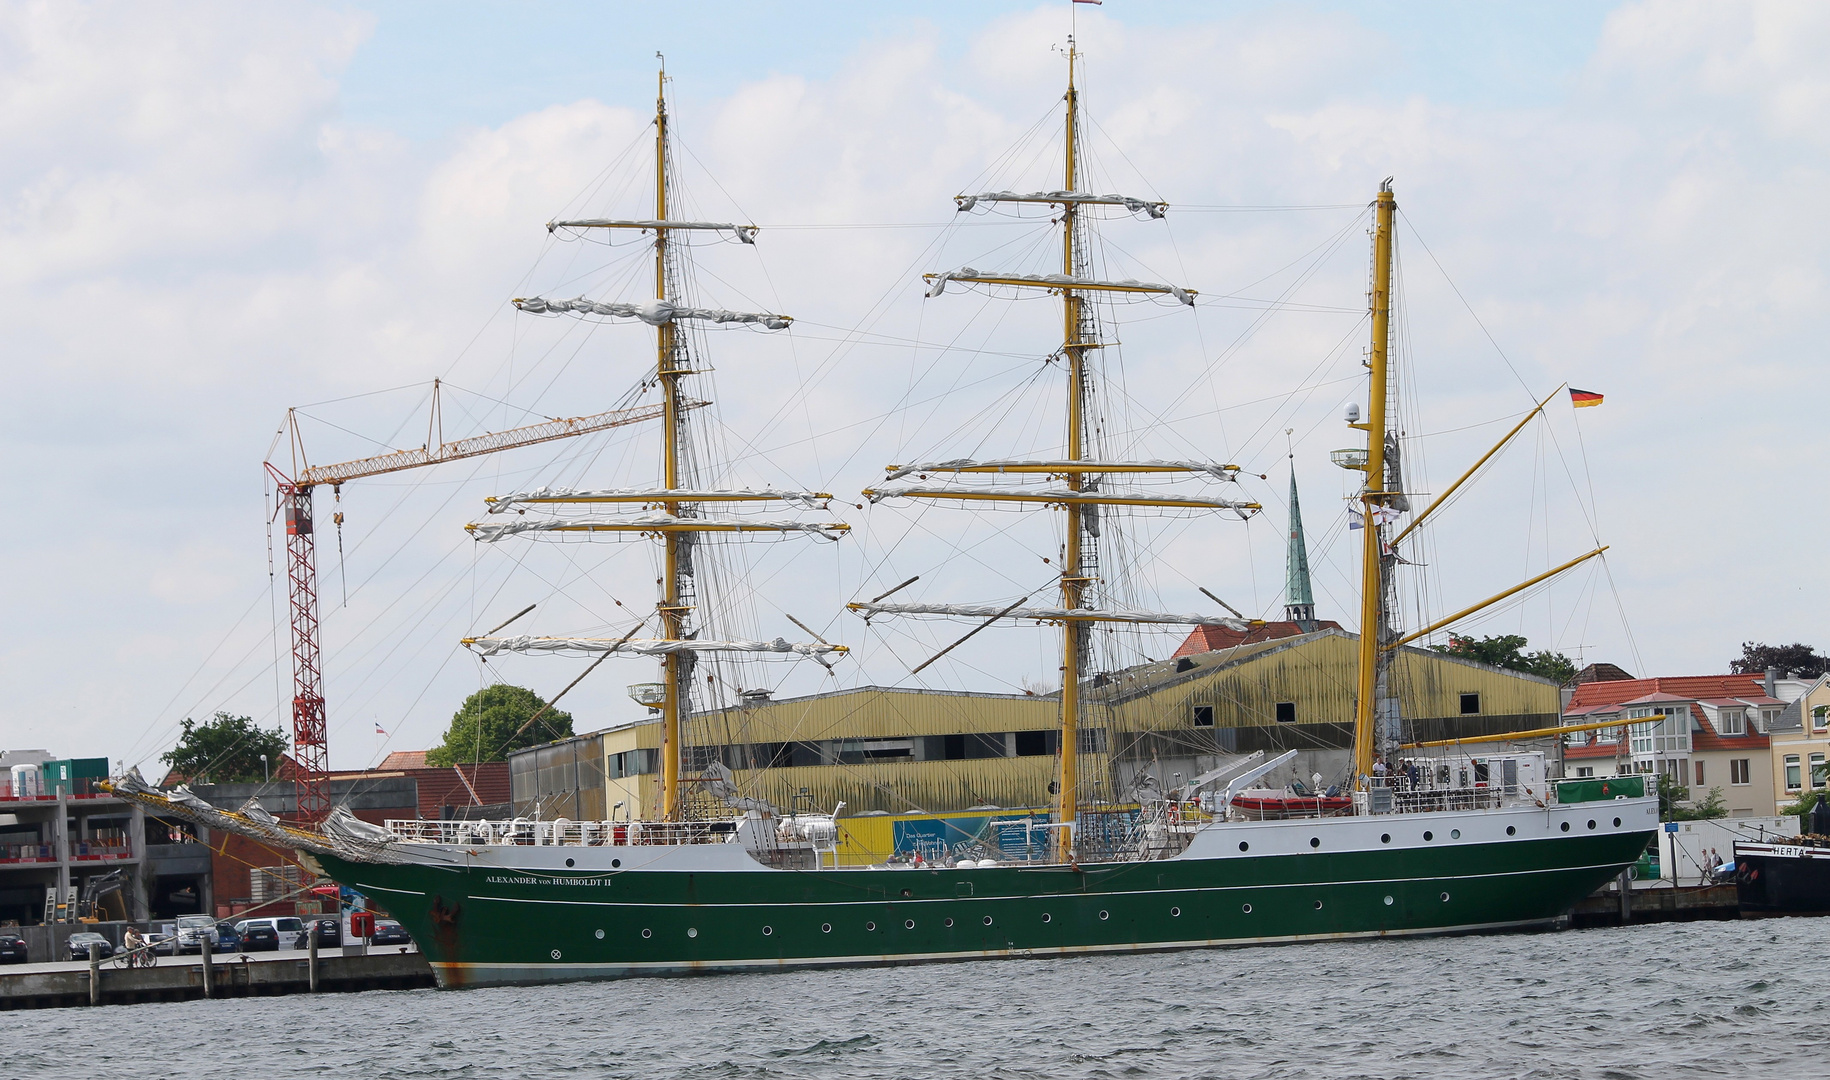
[1285,465,1316,629]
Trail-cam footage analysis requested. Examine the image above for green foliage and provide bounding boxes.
[1680,786,1728,821]
[1655,774,1690,820]
[425,684,574,767]
[1656,774,1728,821]
[160,712,288,784]
[1428,633,1578,685]
[1729,641,1829,679]
[1780,789,1830,831]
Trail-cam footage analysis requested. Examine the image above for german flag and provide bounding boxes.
[1569,388,1603,408]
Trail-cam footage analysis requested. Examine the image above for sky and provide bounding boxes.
[1,1,1826,772]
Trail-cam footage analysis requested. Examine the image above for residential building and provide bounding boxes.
[1766,672,1830,817]
[1561,673,1788,817]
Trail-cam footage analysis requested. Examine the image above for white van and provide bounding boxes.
[234,916,305,950]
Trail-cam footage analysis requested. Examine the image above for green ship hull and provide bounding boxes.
[321,801,1656,989]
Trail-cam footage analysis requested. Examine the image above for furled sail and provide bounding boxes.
[883,459,1241,482]
[468,515,851,542]
[954,190,1167,218]
[547,218,759,243]
[513,296,791,330]
[848,600,1250,628]
[486,487,834,512]
[864,482,1258,512]
[922,268,1194,305]
[467,635,848,661]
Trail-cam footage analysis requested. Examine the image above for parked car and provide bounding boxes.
[213,922,242,952]
[0,933,29,963]
[66,932,114,960]
[233,916,303,951]
[369,919,412,946]
[173,914,219,954]
[296,918,341,949]
[148,931,176,956]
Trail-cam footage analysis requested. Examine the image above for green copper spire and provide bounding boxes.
[1285,467,1316,628]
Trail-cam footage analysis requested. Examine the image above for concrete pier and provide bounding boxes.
[0,948,432,1009]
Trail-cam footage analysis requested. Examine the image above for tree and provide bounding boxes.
[1729,641,1829,679]
[1679,786,1728,821]
[160,712,288,784]
[1655,774,1690,820]
[425,684,574,767]
[1428,633,1578,685]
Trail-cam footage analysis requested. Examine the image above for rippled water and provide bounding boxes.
[9,919,1824,1079]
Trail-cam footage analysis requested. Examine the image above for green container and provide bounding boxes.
[41,758,110,794]
[1556,775,1646,803]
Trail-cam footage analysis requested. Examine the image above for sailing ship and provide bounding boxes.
[113,47,1659,989]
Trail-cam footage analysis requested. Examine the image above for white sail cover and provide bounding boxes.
[851,601,1249,628]
[865,482,1255,511]
[469,635,847,661]
[469,515,850,542]
[923,268,1193,306]
[486,487,833,512]
[514,296,791,330]
[548,218,759,243]
[884,458,1240,482]
[955,190,1167,218]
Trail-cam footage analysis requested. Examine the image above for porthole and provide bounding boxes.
[1587,820,1597,831]
[821,923,832,934]
[1170,907,1181,917]
[1239,841,1250,852]
[1098,910,1110,921]
[551,949,561,959]
[1380,834,1391,844]
[641,928,652,939]
[1242,903,1253,914]
[565,858,575,868]
[687,927,697,938]
[904,920,915,930]
[1041,913,1052,924]
[612,859,621,868]
[865,921,876,931]
[901,889,912,898]
[1613,817,1622,828]
[1440,892,1450,902]
[762,926,773,936]
[1423,831,1434,841]
[1506,826,1516,836]
[983,915,994,926]
[944,917,954,928]
[1383,895,1393,906]
[1313,900,1323,910]
[1309,837,1321,849]
[1450,829,1461,840]
[594,929,605,940]
[1560,821,1571,832]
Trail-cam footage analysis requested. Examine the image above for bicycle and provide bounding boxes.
[111,942,158,969]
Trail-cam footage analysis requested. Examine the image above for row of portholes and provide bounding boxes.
[1238,816,1626,853]
[632,892,1459,941]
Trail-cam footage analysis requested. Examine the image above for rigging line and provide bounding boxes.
[1232,316,1371,469]
[117,587,273,766]
[1201,213,1371,386]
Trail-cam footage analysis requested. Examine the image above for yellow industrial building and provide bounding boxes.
[509,627,1561,861]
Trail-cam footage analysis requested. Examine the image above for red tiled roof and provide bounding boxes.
[1563,673,1772,756]
[323,761,511,818]
[1173,621,1341,658]
[377,750,429,771]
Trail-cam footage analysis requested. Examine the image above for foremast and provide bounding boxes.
[853,40,1259,860]
[464,64,848,822]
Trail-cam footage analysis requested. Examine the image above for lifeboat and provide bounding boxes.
[1229,788,1353,820]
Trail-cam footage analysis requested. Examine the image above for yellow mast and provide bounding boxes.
[1056,39,1086,860]
[1351,180,1396,783]
[654,63,685,822]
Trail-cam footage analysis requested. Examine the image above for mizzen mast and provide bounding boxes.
[1351,180,1397,785]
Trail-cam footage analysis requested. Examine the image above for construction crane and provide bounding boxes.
[266,380,685,822]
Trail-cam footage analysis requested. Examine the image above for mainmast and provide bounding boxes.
[853,37,1260,862]
[466,63,850,824]
[1351,181,1397,784]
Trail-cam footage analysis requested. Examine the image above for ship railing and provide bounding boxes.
[383,818,734,847]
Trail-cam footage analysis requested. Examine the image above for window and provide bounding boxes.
[1717,708,1745,736]
[1813,753,1828,790]
[1628,707,1689,755]
[1460,693,1481,715]
[1013,730,1051,757]
[1574,767,1594,777]
[1192,705,1214,728]
[1785,754,1802,792]
[1814,706,1829,734]
[1275,702,1297,724]
[1694,761,1705,787]
[1564,726,1589,748]
[1730,759,1750,786]
[1761,707,1782,732]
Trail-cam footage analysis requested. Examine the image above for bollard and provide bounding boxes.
[308,930,319,992]
[1617,868,1632,924]
[88,942,100,1006]
[200,935,213,998]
